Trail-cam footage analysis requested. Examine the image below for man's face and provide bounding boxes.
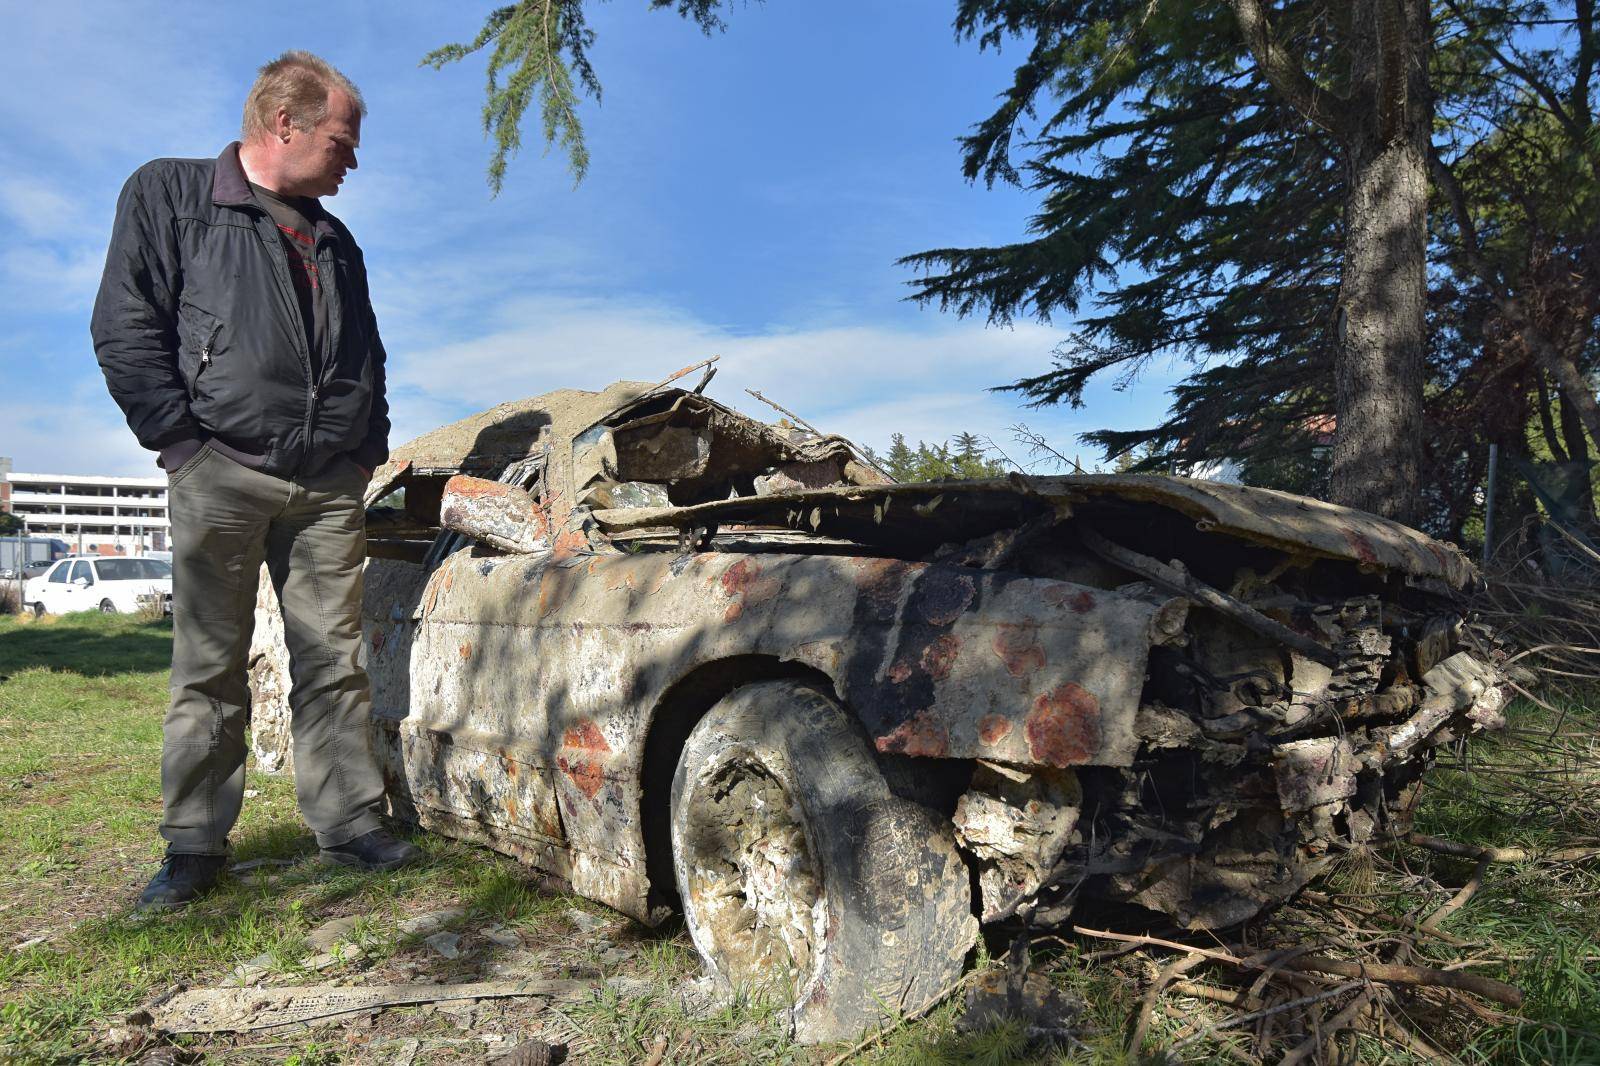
[282,90,361,198]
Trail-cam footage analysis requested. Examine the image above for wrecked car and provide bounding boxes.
[247,374,1506,1042]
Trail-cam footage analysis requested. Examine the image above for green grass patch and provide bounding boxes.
[2,614,1597,1063]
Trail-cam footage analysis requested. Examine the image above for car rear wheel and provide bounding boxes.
[670,680,977,1043]
[98,598,117,614]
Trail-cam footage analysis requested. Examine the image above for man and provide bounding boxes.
[92,51,418,912]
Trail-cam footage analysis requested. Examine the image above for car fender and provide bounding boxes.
[375,546,1182,920]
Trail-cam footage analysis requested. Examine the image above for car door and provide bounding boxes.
[65,559,96,611]
[37,561,72,612]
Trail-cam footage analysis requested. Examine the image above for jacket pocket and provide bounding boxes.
[176,301,224,397]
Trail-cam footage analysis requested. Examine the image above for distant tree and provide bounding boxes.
[0,513,21,535]
[870,433,1009,482]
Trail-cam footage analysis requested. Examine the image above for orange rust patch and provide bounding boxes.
[921,633,961,681]
[503,793,519,819]
[854,557,912,613]
[442,571,455,592]
[1025,683,1101,766]
[1042,585,1096,613]
[720,557,782,622]
[562,720,611,753]
[721,558,759,621]
[421,569,447,616]
[557,756,605,798]
[1343,528,1380,567]
[445,475,515,499]
[459,640,473,660]
[550,524,590,561]
[993,622,1046,677]
[538,568,575,618]
[370,628,386,655]
[978,714,1013,745]
[887,659,914,683]
[875,712,950,758]
[721,557,760,596]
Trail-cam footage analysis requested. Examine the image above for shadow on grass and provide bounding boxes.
[0,613,172,676]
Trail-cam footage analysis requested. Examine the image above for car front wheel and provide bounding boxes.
[670,679,977,1044]
[31,602,44,619]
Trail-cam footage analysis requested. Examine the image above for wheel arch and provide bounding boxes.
[639,654,834,917]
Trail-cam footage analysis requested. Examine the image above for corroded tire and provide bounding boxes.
[670,680,977,1044]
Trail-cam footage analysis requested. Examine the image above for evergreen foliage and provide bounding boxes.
[899,1,1361,497]
[901,1,1598,537]
[423,1,732,192]
[870,432,1010,482]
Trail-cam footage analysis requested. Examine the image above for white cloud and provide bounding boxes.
[382,293,1128,463]
[0,381,153,478]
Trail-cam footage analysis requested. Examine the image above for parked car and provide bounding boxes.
[248,379,1507,1042]
[23,556,172,617]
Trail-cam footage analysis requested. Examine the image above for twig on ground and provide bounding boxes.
[1167,979,1262,1010]
[1072,927,1524,1006]
[1289,953,1523,1007]
[1128,951,1205,1054]
[1277,987,1374,1066]
[1406,831,1600,864]
[1298,890,1473,947]
[1422,852,1491,932]
[1168,980,1365,1051]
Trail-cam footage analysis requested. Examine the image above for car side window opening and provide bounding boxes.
[71,561,94,585]
[47,562,71,583]
[96,558,164,581]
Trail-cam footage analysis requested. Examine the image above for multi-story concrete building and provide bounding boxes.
[0,457,169,554]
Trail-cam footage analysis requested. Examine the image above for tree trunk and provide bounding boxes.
[1328,0,1429,524]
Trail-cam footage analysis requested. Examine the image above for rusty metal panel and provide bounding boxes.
[593,474,1476,588]
[439,475,550,553]
[379,544,1179,918]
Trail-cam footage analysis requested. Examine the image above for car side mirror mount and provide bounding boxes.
[439,475,550,554]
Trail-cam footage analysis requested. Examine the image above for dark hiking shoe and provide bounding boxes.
[319,829,420,872]
[136,853,228,912]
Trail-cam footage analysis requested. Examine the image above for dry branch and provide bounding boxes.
[1406,831,1600,864]
[1071,927,1524,1006]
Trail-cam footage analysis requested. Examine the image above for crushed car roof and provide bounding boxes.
[374,381,1476,589]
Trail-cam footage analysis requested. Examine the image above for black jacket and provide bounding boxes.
[91,143,389,476]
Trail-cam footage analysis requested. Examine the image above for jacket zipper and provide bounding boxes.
[258,224,318,449]
[193,323,222,393]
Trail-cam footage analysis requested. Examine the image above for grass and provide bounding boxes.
[0,612,1597,1063]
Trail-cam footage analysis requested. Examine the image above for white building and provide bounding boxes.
[1,457,169,554]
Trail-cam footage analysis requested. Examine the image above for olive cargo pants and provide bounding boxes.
[161,445,385,855]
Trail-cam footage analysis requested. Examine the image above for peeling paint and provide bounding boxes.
[1024,683,1102,767]
[992,623,1046,677]
[875,712,951,758]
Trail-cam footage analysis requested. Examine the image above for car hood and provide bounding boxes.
[592,474,1476,589]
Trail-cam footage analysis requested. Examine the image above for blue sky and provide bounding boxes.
[1,0,1181,477]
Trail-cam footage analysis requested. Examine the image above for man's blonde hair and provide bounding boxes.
[241,50,366,143]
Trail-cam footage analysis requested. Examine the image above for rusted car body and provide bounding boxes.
[248,378,1505,1039]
